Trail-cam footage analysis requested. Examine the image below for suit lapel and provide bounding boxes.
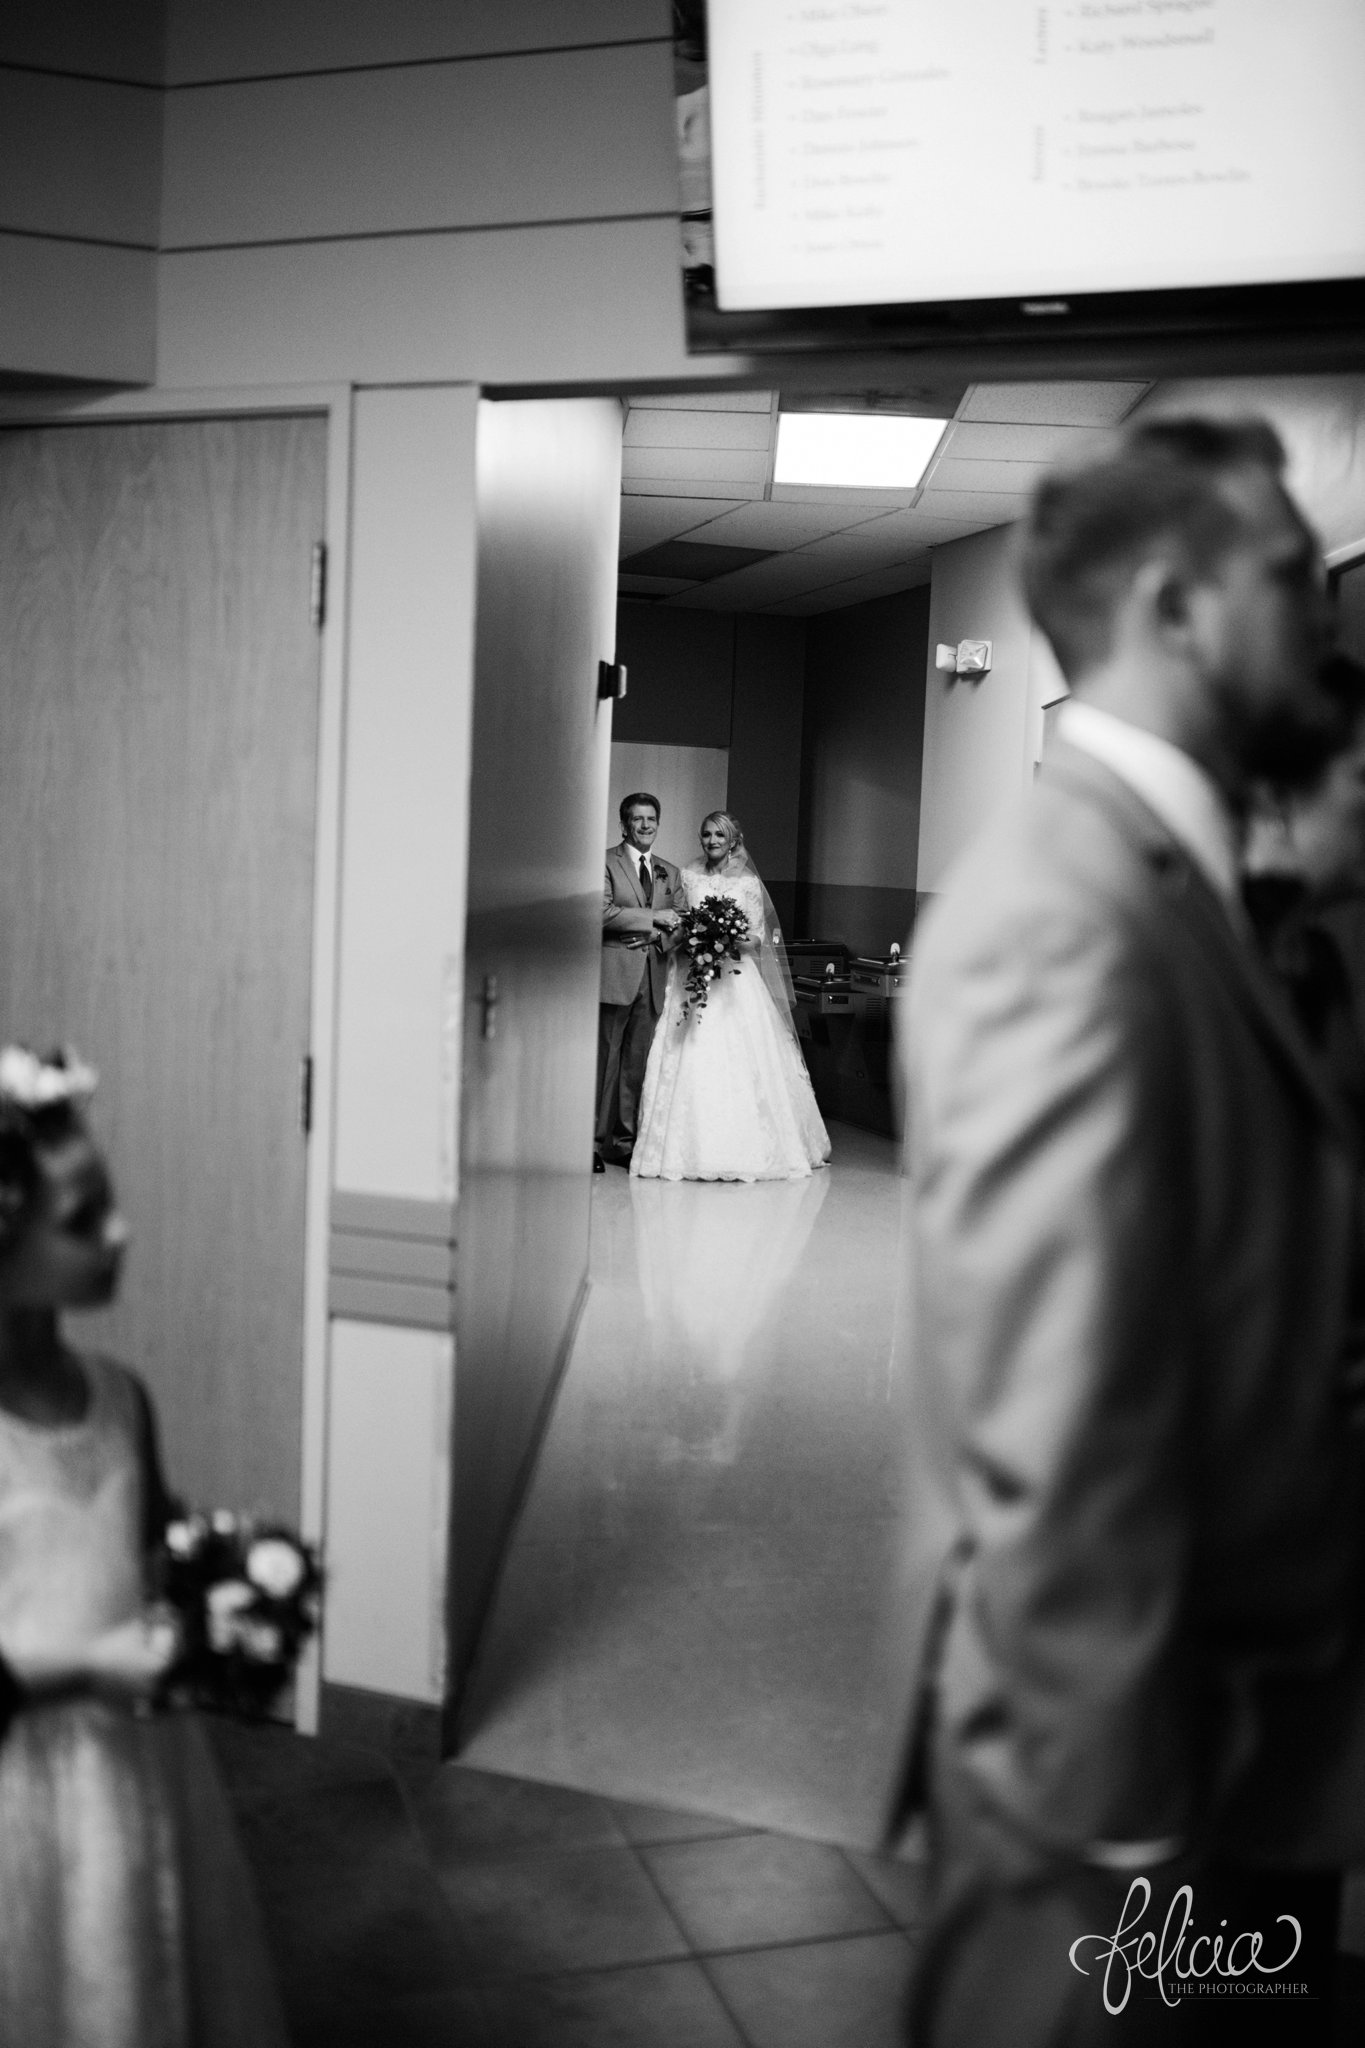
[1045,744,1354,1147]
[612,842,648,908]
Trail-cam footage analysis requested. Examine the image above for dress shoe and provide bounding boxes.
[592,1153,605,1174]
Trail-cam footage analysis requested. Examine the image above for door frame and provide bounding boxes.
[0,382,352,1733]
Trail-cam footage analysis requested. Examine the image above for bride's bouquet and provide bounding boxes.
[677,895,751,1020]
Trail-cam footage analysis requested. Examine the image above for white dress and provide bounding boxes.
[0,1355,289,2048]
[631,869,831,1182]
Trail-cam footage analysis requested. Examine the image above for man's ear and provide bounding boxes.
[1134,554,1200,653]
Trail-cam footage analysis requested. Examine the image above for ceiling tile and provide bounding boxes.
[624,475,765,500]
[626,390,776,413]
[912,490,1025,528]
[617,574,695,596]
[683,501,874,549]
[792,530,925,575]
[943,421,1114,463]
[622,540,775,580]
[846,508,992,547]
[625,409,773,451]
[618,497,744,553]
[927,456,1049,494]
[961,381,1150,427]
[667,553,848,607]
[767,561,932,614]
[622,445,770,485]
[770,482,920,507]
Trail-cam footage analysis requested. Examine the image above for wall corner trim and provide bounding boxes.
[328,1191,456,1329]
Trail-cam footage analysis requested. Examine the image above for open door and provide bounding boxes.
[448,398,622,1714]
[0,415,325,1518]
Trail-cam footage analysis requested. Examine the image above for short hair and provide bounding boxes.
[701,810,744,854]
[619,791,661,826]
[1020,415,1290,681]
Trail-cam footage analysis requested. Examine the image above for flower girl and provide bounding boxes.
[0,1046,287,2047]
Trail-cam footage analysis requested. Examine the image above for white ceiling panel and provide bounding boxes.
[628,390,776,413]
[625,408,773,451]
[944,421,1114,463]
[913,490,1026,527]
[667,553,853,607]
[792,529,928,576]
[770,482,920,507]
[619,497,745,554]
[682,501,879,548]
[767,561,931,614]
[623,475,765,500]
[927,457,1050,495]
[847,509,993,547]
[961,381,1150,427]
[622,445,770,485]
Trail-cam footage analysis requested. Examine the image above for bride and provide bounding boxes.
[631,811,831,1182]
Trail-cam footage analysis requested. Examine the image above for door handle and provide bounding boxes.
[481,974,500,1041]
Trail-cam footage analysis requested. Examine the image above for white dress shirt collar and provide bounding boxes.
[1057,698,1245,920]
[624,841,656,882]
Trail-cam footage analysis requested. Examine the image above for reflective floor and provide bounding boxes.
[460,1122,920,1849]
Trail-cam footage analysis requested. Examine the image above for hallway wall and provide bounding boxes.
[614,602,806,928]
[156,0,705,392]
[0,1,160,382]
[917,525,1066,894]
[799,589,930,957]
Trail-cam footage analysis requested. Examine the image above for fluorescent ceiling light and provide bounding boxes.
[774,412,948,490]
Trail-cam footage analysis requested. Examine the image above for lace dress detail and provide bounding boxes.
[631,870,831,1182]
[0,1356,288,2048]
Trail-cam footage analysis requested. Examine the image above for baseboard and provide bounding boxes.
[318,1681,444,1764]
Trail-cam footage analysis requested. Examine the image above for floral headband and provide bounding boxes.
[0,1045,98,1118]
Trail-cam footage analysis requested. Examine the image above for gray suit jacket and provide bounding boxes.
[896,741,1365,1864]
[601,842,685,1008]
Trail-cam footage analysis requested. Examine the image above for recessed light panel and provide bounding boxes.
[774,414,948,491]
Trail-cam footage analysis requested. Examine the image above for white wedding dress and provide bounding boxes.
[631,869,831,1182]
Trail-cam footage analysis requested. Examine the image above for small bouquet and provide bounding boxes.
[677,894,751,1020]
[155,1511,322,1717]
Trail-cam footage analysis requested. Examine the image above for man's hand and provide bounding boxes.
[653,909,681,931]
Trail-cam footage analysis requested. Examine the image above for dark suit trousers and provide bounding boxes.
[908,1745,1341,2047]
[596,971,660,1154]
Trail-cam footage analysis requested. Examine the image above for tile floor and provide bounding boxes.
[458,1125,924,1849]
[209,1718,926,2048]
[208,1122,932,2045]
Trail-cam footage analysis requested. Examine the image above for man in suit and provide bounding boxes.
[898,417,1365,2043]
[596,791,685,1168]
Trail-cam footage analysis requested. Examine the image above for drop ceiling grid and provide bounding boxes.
[618,381,1151,614]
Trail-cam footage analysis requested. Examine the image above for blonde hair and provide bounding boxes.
[700,810,744,855]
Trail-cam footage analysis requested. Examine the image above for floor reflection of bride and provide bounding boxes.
[631,811,831,1183]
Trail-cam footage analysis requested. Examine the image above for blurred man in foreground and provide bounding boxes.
[898,418,1364,2044]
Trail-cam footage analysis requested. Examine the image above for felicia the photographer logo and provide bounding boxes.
[1069,1879,1304,2015]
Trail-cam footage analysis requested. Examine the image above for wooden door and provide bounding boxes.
[0,416,325,1519]
[450,398,621,1708]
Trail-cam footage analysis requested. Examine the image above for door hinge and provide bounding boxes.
[309,541,327,629]
[299,1054,314,1135]
[481,974,500,1042]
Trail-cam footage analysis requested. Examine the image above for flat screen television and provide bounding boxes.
[679,0,1365,359]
